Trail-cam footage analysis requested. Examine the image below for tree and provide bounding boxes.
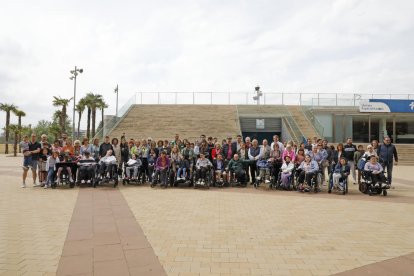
[83,93,95,139]
[98,98,109,136]
[13,109,26,152]
[84,93,103,139]
[52,96,72,136]
[0,103,18,154]
[75,98,87,139]
[7,124,27,157]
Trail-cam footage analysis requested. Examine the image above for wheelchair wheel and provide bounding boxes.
[383,189,387,196]
[69,181,75,188]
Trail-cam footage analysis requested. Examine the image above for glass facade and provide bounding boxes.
[323,113,414,144]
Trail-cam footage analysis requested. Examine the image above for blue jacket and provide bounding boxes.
[299,160,319,173]
[377,143,398,164]
[334,163,350,175]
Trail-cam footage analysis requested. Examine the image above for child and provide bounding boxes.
[38,148,49,186]
[354,145,364,185]
[177,154,190,180]
[332,157,350,191]
[20,135,32,170]
[213,154,227,186]
[56,153,74,184]
[45,151,59,189]
[146,149,157,183]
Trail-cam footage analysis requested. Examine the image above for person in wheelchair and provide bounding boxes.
[99,149,117,180]
[364,155,388,188]
[226,154,247,187]
[331,157,350,192]
[124,154,142,180]
[56,153,74,184]
[213,154,227,187]
[297,154,319,192]
[177,154,190,181]
[78,151,96,185]
[151,151,170,188]
[279,155,294,190]
[195,153,212,185]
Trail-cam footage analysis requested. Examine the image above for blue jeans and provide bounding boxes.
[47,168,55,185]
[383,162,393,184]
[177,167,187,178]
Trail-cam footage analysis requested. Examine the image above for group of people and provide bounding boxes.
[20,131,398,192]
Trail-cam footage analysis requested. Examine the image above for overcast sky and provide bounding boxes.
[1,0,414,130]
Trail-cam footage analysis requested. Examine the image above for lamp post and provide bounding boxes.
[114,84,119,117]
[69,66,83,140]
[253,85,263,105]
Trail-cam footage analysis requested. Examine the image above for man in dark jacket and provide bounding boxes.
[377,137,398,185]
[222,136,237,162]
[343,138,357,184]
[99,136,114,158]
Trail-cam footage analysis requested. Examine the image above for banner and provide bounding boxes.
[359,99,414,113]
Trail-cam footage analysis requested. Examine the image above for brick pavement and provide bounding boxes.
[1,154,414,275]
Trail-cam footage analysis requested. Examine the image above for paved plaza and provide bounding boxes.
[0,154,413,275]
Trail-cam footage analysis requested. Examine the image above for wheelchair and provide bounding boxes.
[122,164,142,185]
[359,171,389,196]
[274,168,295,190]
[328,169,348,195]
[55,162,76,188]
[95,162,119,188]
[193,165,214,189]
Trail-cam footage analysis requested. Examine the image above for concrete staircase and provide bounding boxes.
[395,144,414,166]
[286,105,320,140]
[107,105,241,141]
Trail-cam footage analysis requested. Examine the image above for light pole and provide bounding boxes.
[69,66,83,140]
[253,85,263,105]
[114,84,119,117]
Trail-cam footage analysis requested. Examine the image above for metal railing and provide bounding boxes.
[282,106,306,144]
[133,92,414,106]
[302,106,325,138]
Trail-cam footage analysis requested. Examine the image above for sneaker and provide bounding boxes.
[33,182,41,187]
[374,183,380,188]
[265,179,270,184]
[81,180,86,184]
[69,177,74,183]
[21,183,26,188]
[43,185,48,189]
[86,180,91,184]
[381,183,387,188]
[256,176,261,180]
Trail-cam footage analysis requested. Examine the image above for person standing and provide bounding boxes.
[23,133,42,187]
[377,136,398,185]
[343,138,357,184]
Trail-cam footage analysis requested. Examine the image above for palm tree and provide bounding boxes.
[52,96,72,135]
[98,99,109,135]
[83,93,95,139]
[13,109,26,152]
[84,93,103,139]
[0,103,18,154]
[7,124,21,157]
[75,98,87,139]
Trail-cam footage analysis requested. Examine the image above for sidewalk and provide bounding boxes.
[0,154,413,275]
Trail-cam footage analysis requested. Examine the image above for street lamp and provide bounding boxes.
[69,66,83,140]
[253,85,263,105]
[114,84,119,117]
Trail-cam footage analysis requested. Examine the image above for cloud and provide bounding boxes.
[0,0,413,129]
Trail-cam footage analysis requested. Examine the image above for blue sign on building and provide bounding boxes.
[359,99,414,113]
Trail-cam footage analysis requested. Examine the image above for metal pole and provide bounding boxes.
[335,94,338,106]
[115,84,119,117]
[72,66,76,141]
[245,92,248,104]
